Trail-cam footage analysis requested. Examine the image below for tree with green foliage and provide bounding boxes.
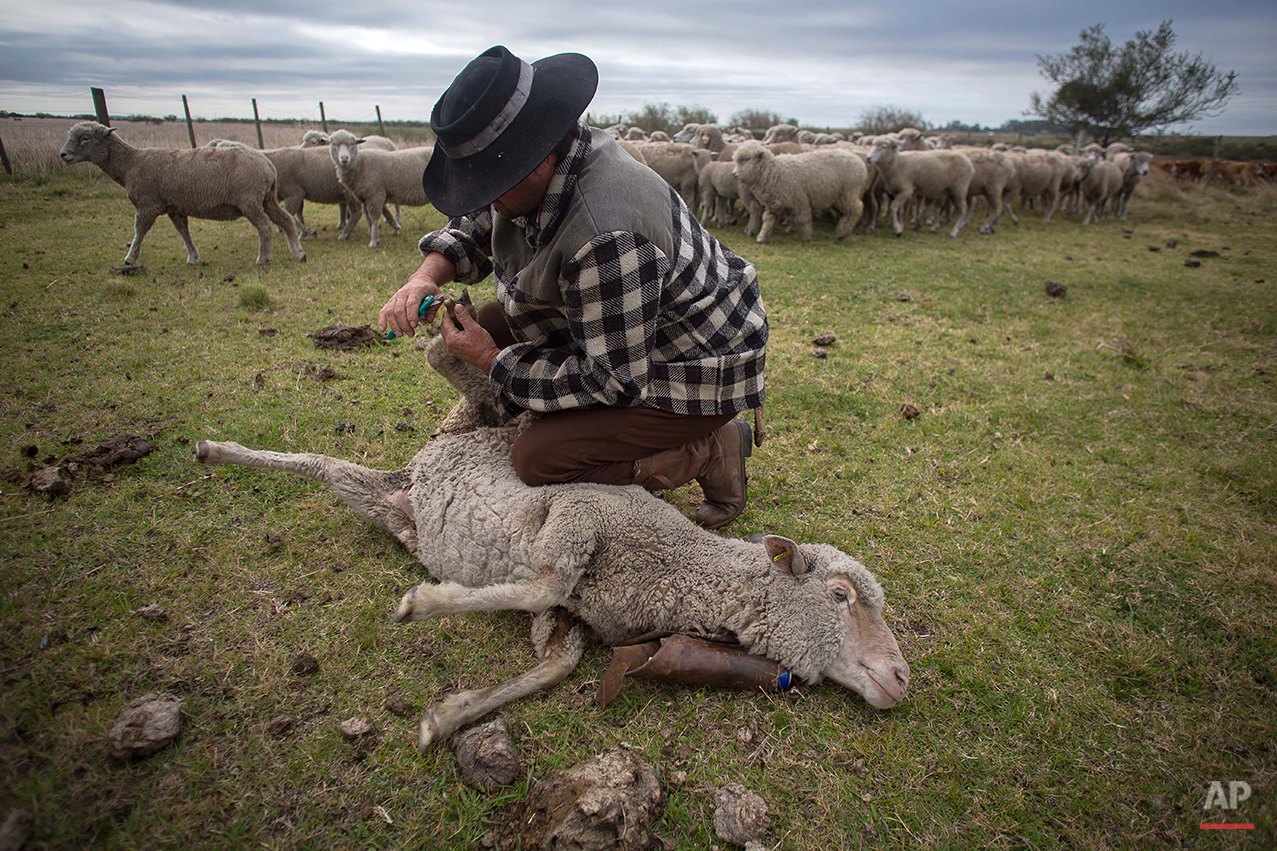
[1029,20,1239,145]
[857,106,927,135]
[729,108,794,133]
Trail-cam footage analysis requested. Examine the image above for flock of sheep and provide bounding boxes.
[610,121,1162,245]
[59,117,1177,270]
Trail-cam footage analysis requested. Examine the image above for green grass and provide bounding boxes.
[1,167,1274,849]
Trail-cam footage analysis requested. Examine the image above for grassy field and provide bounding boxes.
[0,154,1274,849]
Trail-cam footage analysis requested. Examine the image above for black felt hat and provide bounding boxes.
[423,46,598,217]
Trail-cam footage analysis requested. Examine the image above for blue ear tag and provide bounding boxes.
[777,670,792,690]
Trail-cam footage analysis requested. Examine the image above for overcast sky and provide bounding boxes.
[1,1,1272,135]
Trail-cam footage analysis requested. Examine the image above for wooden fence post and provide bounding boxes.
[376,105,385,138]
[252,99,264,149]
[91,87,111,126]
[182,96,196,148]
[320,102,328,133]
[0,133,12,176]
[1204,135,1222,186]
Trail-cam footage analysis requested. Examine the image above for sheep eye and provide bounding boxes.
[831,586,848,602]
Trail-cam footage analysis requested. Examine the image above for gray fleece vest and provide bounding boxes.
[489,128,675,306]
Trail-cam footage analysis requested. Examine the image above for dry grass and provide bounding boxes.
[0,116,431,181]
[0,161,1274,849]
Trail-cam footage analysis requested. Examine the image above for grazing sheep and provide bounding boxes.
[328,129,432,247]
[1109,151,1154,220]
[246,146,356,238]
[59,121,305,266]
[761,123,800,145]
[635,141,709,210]
[954,149,1016,235]
[732,141,868,243]
[1073,156,1124,225]
[1002,151,1067,225]
[194,336,911,749]
[696,160,743,227]
[866,140,974,238]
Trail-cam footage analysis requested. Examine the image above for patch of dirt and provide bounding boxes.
[454,716,520,791]
[492,745,664,851]
[311,325,382,350]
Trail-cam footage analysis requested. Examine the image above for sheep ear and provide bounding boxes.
[763,535,807,577]
[106,127,118,136]
[355,139,367,146]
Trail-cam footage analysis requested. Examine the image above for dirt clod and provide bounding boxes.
[1190,249,1219,258]
[383,695,413,717]
[900,403,921,420]
[714,783,770,847]
[109,692,183,759]
[338,716,375,740]
[110,264,146,276]
[266,530,284,549]
[29,466,70,497]
[311,325,381,350]
[1184,258,1201,268]
[494,745,664,851]
[266,715,294,737]
[454,716,520,791]
[134,603,169,621]
[290,652,320,676]
[1045,281,1067,298]
[812,332,836,346]
[0,809,34,851]
[811,347,828,359]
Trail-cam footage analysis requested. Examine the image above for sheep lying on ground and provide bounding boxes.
[195,335,911,749]
[59,121,305,265]
[1073,156,1124,225]
[732,141,868,243]
[866,140,973,238]
[328,129,432,247]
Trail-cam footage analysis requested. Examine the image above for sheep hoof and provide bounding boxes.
[417,711,443,751]
[392,588,416,622]
[194,441,211,462]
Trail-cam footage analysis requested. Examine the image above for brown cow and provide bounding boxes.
[1172,160,1203,181]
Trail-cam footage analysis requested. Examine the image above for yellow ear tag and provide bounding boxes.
[773,550,789,563]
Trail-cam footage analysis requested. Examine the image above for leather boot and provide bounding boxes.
[632,420,752,529]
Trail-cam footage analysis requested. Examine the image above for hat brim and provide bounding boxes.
[423,52,598,218]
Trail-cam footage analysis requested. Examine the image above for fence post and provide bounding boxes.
[252,98,264,149]
[91,87,111,126]
[320,102,328,133]
[0,133,12,176]
[376,105,385,138]
[1204,135,1222,186]
[182,96,196,148]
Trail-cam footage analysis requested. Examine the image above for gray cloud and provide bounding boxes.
[0,1,1270,133]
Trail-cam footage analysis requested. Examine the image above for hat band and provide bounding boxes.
[440,60,535,159]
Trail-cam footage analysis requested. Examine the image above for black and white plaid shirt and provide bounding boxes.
[419,122,767,419]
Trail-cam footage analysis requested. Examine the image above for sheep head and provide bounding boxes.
[60,121,116,166]
[866,140,899,165]
[328,129,364,168]
[730,141,773,183]
[742,535,911,710]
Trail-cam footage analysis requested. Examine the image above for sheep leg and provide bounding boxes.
[193,440,417,552]
[124,207,161,265]
[282,193,316,238]
[263,193,306,261]
[979,190,1002,234]
[240,204,276,264]
[888,194,909,236]
[363,195,386,248]
[1042,189,1060,226]
[756,208,778,243]
[794,207,814,242]
[337,201,363,241]
[381,204,400,235]
[394,575,570,621]
[417,608,587,749]
[948,194,969,238]
[166,213,200,265]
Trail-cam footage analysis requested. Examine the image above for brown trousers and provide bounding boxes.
[477,303,735,486]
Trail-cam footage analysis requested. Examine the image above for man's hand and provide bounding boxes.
[379,253,457,338]
[441,304,502,374]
